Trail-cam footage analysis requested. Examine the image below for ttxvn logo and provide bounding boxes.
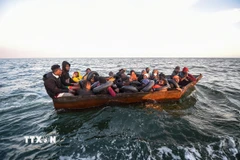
[24,136,56,144]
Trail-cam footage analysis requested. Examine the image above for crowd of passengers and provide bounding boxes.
[43,61,199,99]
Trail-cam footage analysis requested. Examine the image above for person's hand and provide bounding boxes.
[115,88,120,93]
[68,89,75,94]
[72,83,79,86]
[176,88,182,92]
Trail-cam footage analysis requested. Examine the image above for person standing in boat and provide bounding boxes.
[170,66,180,79]
[82,68,91,80]
[179,67,197,86]
[61,61,78,87]
[43,65,75,99]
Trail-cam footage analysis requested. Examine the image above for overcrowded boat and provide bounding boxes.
[43,61,203,110]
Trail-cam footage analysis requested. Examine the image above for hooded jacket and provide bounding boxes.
[72,71,83,82]
[43,72,69,99]
[60,61,75,86]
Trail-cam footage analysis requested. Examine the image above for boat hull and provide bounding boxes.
[53,74,202,110]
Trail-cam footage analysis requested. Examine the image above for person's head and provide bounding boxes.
[130,70,136,76]
[51,64,62,76]
[182,67,189,73]
[159,73,166,79]
[146,67,150,73]
[92,76,99,83]
[173,75,180,83]
[86,68,91,74]
[119,68,126,73]
[73,72,79,77]
[143,74,149,79]
[152,69,158,77]
[121,73,127,81]
[109,71,114,77]
[62,61,71,72]
[174,66,180,73]
[141,70,147,75]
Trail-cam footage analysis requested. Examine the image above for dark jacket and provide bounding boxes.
[61,61,75,86]
[43,72,69,99]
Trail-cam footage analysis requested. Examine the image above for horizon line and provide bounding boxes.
[0,57,240,59]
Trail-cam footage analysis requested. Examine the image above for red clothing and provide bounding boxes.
[187,74,196,82]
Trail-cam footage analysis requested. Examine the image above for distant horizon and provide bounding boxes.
[1,56,240,59]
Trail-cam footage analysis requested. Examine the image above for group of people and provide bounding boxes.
[43,61,198,99]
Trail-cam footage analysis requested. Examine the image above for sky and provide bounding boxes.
[0,0,240,58]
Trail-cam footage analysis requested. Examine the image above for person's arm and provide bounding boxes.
[82,73,88,80]
[60,76,74,86]
[170,72,175,79]
[187,73,197,82]
[180,73,189,81]
[45,79,69,95]
[69,77,76,83]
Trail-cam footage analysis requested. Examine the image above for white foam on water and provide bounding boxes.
[80,145,86,153]
[157,146,181,160]
[206,144,214,156]
[227,136,236,148]
[205,136,239,159]
[184,147,201,160]
[59,152,102,160]
[111,139,116,144]
[126,152,133,160]
[177,146,202,160]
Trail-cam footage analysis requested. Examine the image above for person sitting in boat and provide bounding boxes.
[146,67,151,77]
[152,73,169,91]
[60,61,79,88]
[92,77,116,96]
[78,79,93,95]
[137,73,150,91]
[72,71,83,83]
[82,68,91,80]
[158,73,169,86]
[150,69,159,83]
[170,66,180,79]
[129,70,138,82]
[178,67,197,86]
[152,73,168,91]
[116,68,126,77]
[107,71,115,82]
[43,64,75,99]
[114,75,123,88]
[169,75,182,91]
[138,70,147,82]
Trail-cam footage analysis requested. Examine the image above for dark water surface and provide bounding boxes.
[0,58,239,160]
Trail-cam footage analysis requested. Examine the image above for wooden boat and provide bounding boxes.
[53,74,203,110]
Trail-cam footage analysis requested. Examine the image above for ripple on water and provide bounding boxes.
[0,58,240,159]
